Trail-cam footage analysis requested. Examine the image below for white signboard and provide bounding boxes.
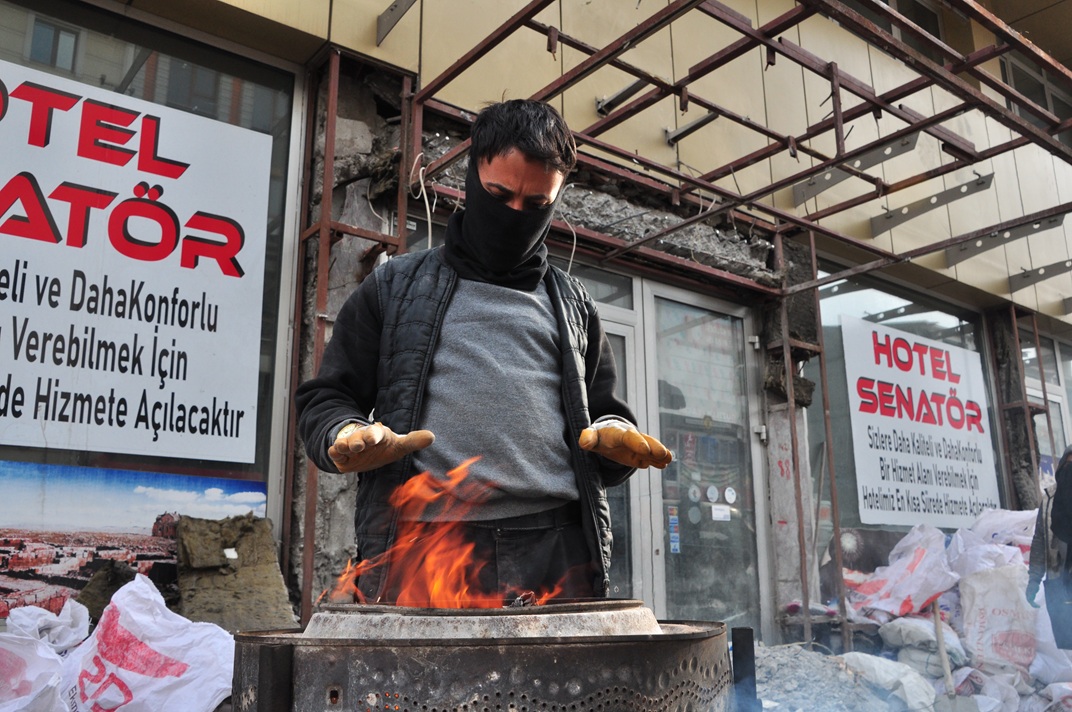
[0,59,271,463]
[842,315,1001,527]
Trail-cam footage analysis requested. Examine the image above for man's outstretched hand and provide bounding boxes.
[578,419,673,469]
[329,422,435,473]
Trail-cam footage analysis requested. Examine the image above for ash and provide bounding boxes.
[756,642,890,711]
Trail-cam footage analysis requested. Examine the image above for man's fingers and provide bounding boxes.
[578,428,599,450]
[642,434,672,463]
[623,429,651,455]
[397,429,435,455]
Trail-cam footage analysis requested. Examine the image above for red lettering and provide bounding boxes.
[49,182,117,248]
[0,172,61,243]
[107,196,179,262]
[872,332,893,367]
[946,351,962,384]
[912,343,929,374]
[877,380,895,416]
[966,402,984,433]
[95,605,188,678]
[0,77,8,123]
[78,100,138,166]
[857,377,878,413]
[181,212,245,277]
[138,115,190,179]
[9,81,80,147]
[894,383,914,419]
[892,337,913,372]
[78,654,134,712]
[929,348,947,380]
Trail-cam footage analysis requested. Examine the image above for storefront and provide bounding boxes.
[0,0,302,614]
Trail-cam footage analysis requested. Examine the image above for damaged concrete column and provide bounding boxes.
[985,308,1039,510]
[291,62,405,610]
[761,238,821,636]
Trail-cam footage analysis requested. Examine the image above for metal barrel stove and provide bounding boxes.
[233,599,731,712]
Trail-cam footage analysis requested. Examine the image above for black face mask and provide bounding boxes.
[443,160,560,291]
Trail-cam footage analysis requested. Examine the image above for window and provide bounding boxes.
[29,17,76,71]
[841,0,945,62]
[1002,53,1072,148]
[166,59,219,118]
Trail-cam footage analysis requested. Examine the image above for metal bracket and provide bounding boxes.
[596,79,648,117]
[1009,257,1072,293]
[870,173,994,237]
[747,335,761,351]
[665,110,720,145]
[945,214,1066,266]
[377,0,419,46]
[752,424,768,443]
[792,132,919,206]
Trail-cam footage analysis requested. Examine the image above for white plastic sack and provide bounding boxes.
[934,667,1018,712]
[896,646,945,678]
[959,565,1037,675]
[8,599,90,657]
[1037,681,1072,709]
[970,509,1036,561]
[879,615,968,667]
[945,528,1023,579]
[840,651,936,711]
[0,633,64,712]
[846,524,959,621]
[61,574,234,712]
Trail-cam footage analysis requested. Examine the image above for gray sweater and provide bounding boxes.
[411,278,578,520]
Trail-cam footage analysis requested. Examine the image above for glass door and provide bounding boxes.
[644,283,764,630]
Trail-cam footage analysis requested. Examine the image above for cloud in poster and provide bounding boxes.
[0,461,267,533]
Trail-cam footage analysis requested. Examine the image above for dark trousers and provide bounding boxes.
[467,500,596,601]
[378,500,596,605]
[1046,574,1072,649]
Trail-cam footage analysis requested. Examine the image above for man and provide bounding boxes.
[296,99,671,604]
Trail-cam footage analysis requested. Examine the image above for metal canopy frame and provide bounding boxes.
[293,0,1072,638]
[404,0,1072,300]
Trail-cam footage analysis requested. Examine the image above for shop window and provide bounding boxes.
[166,59,220,119]
[28,17,77,71]
[803,268,993,547]
[1020,329,1060,386]
[0,0,294,532]
[1002,53,1072,147]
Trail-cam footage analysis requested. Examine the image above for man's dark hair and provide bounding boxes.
[470,99,577,175]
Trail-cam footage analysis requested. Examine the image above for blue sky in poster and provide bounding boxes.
[0,460,267,533]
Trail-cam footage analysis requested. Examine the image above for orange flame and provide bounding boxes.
[327,457,571,609]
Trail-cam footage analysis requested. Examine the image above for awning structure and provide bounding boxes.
[385,0,1072,300]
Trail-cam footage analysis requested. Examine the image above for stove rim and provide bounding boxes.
[315,597,650,617]
[234,619,726,648]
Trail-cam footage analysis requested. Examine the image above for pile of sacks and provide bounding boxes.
[0,575,232,712]
[837,509,1072,711]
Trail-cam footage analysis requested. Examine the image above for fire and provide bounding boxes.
[325,457,569,609]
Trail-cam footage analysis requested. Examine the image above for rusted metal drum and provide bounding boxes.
[233,599,731,712]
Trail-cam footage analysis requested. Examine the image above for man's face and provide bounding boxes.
[477,148,566,211]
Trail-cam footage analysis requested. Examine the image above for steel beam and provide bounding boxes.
[946,0,1072,97]
[701,42,1005,191]
[801,0,1072,165]
[414,0,555,102]
[582,4,815,137]
[529,0,708,104]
